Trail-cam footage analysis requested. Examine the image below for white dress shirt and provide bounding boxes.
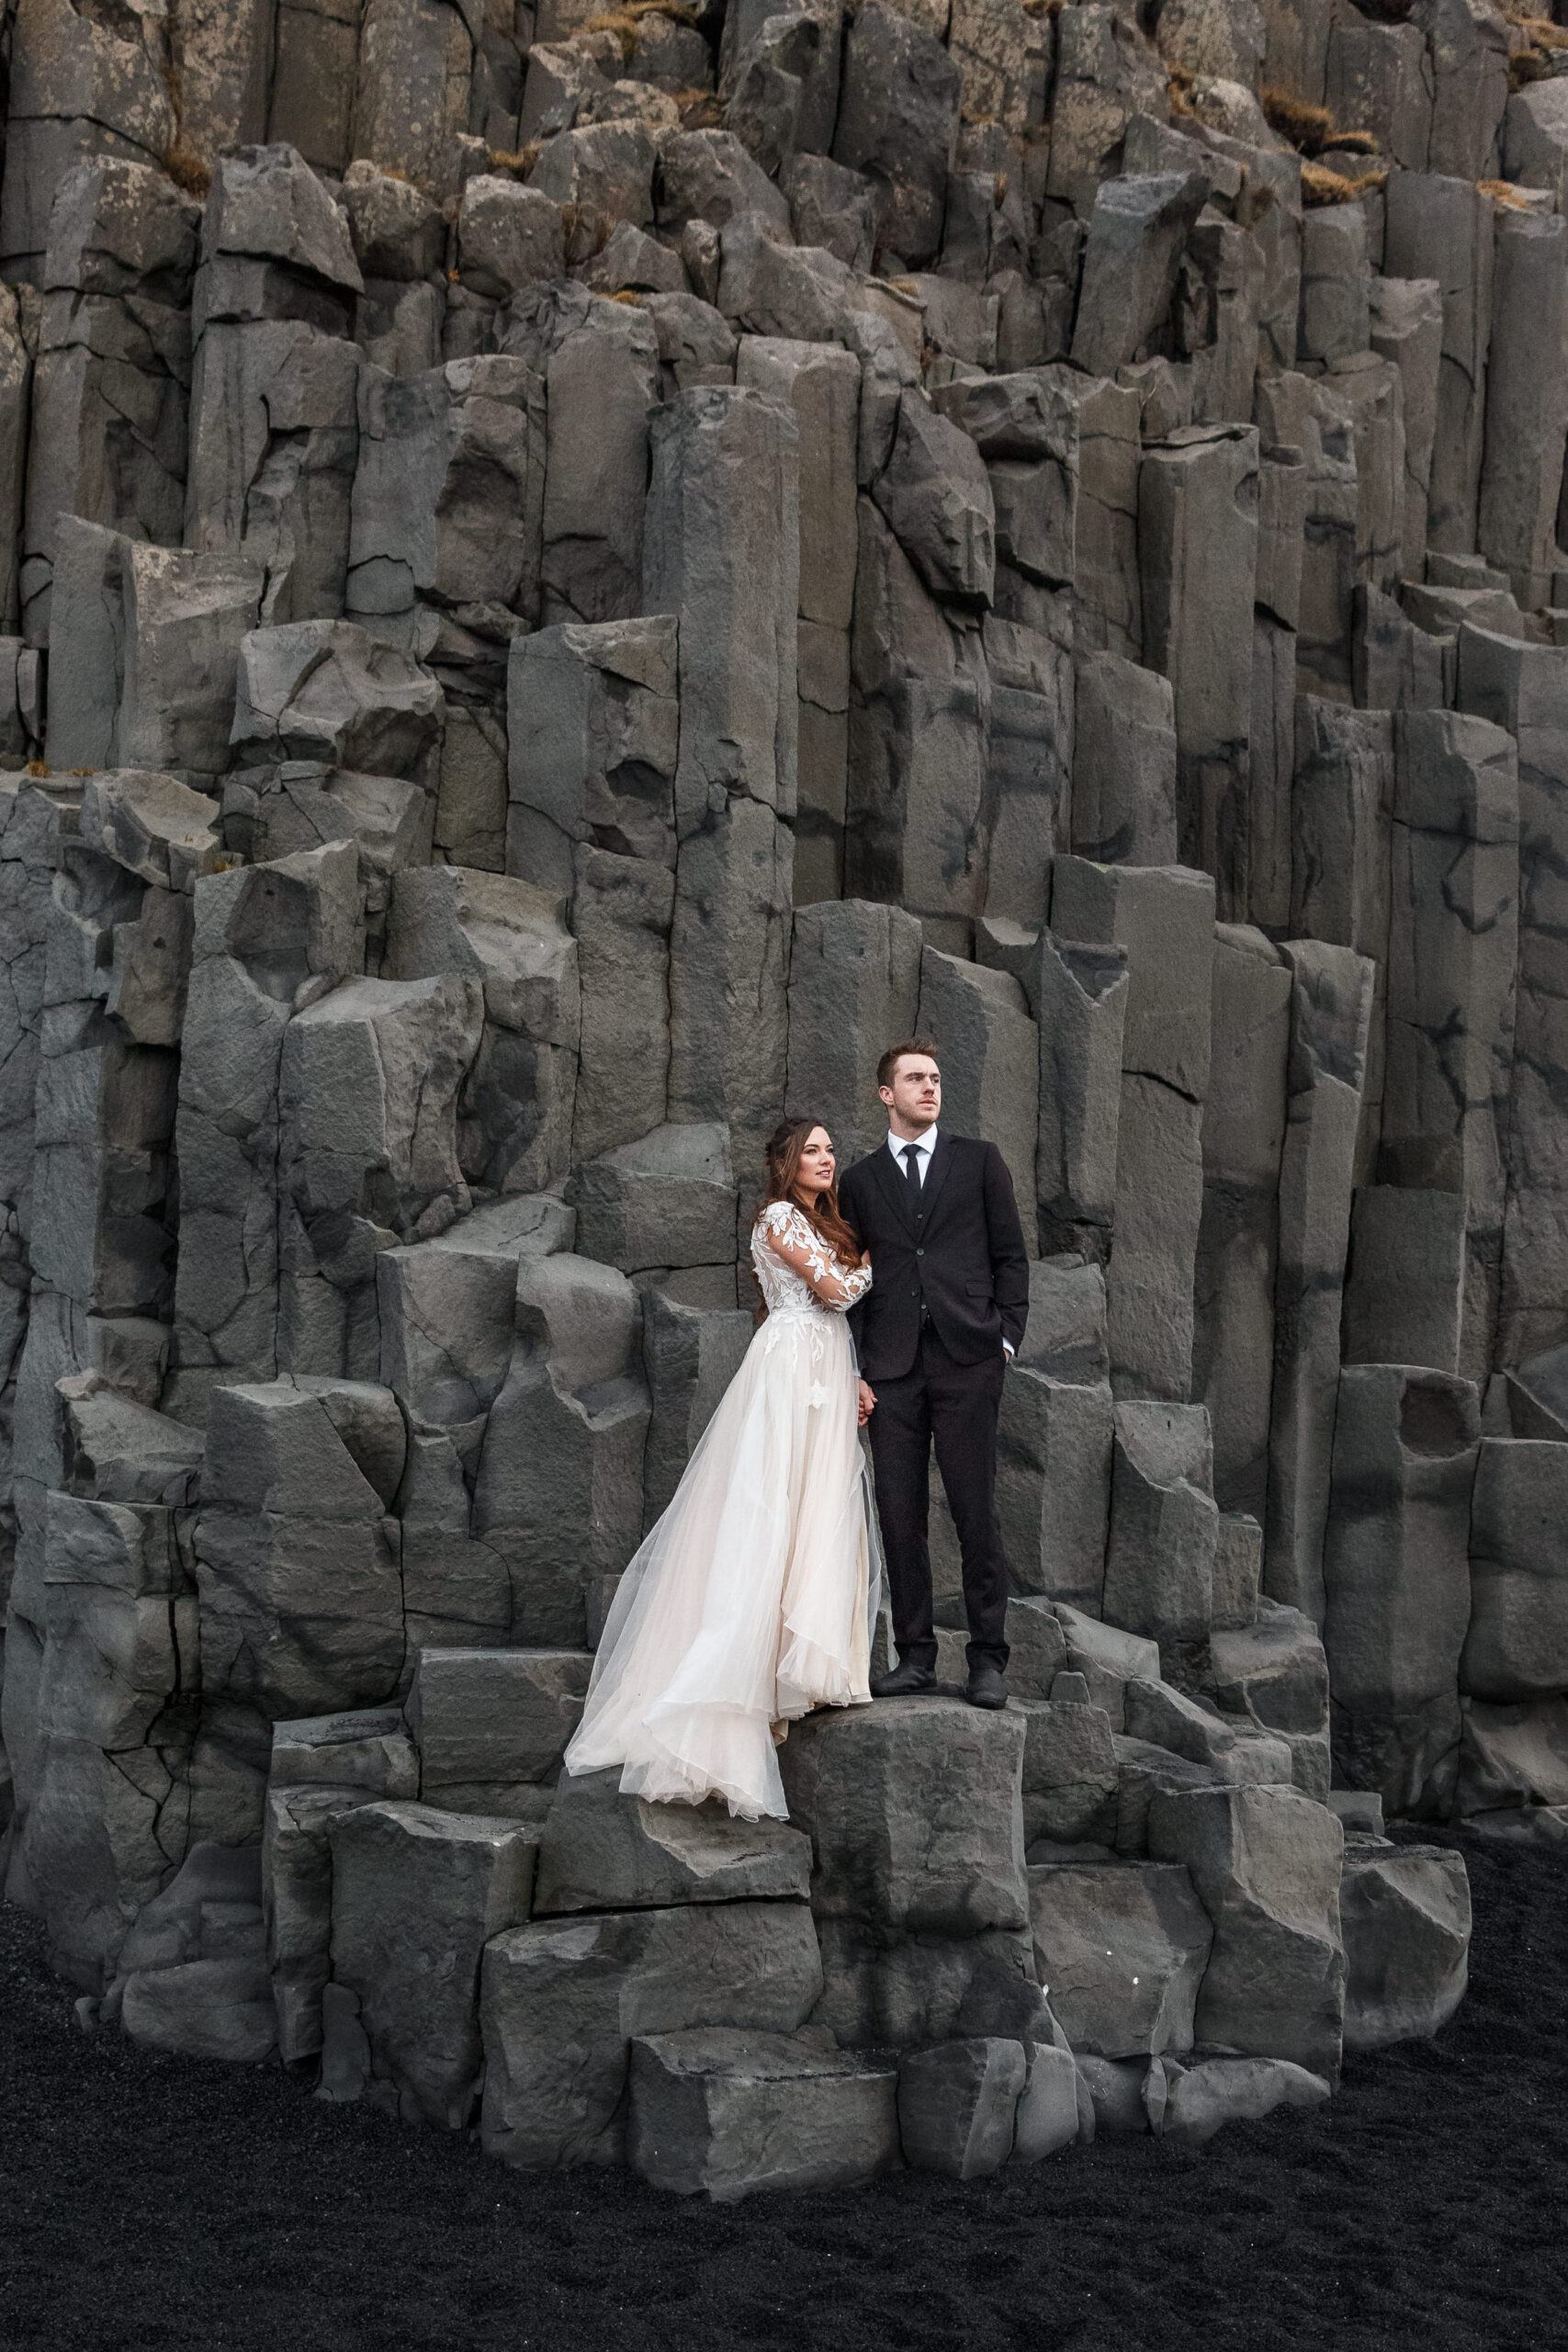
[885,1126,1011,1352]
[886,1125,938,1182]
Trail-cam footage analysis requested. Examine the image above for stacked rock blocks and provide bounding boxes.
[17,0,1568,2188]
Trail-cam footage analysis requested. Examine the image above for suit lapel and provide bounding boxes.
[865,1140,919,1235]
[918,1133,958,1229]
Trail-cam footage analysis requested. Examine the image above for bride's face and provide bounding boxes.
[797,1126,836,1193]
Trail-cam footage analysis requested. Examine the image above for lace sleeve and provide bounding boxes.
[757,1203,873,1311]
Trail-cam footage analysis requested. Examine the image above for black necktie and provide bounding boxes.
[901,1144,921,1205]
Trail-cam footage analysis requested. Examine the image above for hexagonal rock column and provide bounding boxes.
[1148,1781,1347,2085]
[328,1800,538,2127]
[1322,1364,1481,1817]
[778,1695,1033,2047]
[479,1902,825,2170]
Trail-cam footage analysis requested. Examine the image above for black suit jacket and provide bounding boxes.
[839,1133,1031,1381]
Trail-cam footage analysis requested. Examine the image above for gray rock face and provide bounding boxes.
[916,948,1035,1224]
[1,0,1540,2188]
[566,1121,734,1273]
[348,356,547,669]
[1053,1604,1160,1734]
[1266,940,1375,1624]
[265,1778,386,2064]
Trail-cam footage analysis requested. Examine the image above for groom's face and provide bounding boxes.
[880,1055,942,1132]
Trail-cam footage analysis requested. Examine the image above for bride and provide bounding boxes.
[561,1116,881,1822]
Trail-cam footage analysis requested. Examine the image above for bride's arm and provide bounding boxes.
[759,1210,874,1310]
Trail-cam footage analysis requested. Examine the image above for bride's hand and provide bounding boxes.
[857,1380,876,1426]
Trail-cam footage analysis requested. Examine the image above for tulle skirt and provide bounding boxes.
[561,1305,881,1820]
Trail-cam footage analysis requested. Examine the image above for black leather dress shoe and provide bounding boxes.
[965,1663,1009,1710]
[871,1658,937,1698]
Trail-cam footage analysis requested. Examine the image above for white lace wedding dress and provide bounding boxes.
[561,1201,880,1821]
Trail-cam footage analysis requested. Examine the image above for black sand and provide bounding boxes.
[4,1826,1565,2352]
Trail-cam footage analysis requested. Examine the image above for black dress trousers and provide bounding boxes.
[865,1324,1010,1674]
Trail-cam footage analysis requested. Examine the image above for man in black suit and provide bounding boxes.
[838,1039,1031,1709]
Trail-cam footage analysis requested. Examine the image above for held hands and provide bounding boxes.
[857,1379,876,1427]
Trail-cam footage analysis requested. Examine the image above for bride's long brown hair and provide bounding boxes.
[760,1117,862,1267]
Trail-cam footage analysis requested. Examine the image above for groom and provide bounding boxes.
[838,1040,1031,1709]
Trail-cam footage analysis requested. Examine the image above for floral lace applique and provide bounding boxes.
[750,1200,873,1318]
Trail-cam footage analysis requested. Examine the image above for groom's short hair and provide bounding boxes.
[877,1037,940,1090]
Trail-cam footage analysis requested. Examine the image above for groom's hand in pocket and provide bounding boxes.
[857,1380,876,1427]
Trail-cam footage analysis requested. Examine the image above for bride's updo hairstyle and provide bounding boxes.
[760,1117,862,1268]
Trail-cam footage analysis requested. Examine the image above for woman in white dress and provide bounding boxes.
[561,1117,880,1822]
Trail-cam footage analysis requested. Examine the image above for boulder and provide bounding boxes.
[410,1649,594,1814]
[479,1901,824,2167]
[1018,1700,1118,1848]
[328,1801,538,2129]
[566,1121,736,1273]
[627,2029,900,2199]
[1029,1858,1212,2057]
[1148,1781,1346,2083]
[269,1708,417,1798]
[778,1696,1028,1937]
[534,1768,813,1914]
[871,393,996,610]
[1010,2037,1082,2161]
[897,2037,1025,2177]
[231,619,444,783]
[1051,1605,1161,1734]
[121,1954,277,2064]
[1162,2055,1331,2144]
[1340,1841,1470,2050]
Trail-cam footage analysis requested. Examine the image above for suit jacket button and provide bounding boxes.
[916,1248,924,1256]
